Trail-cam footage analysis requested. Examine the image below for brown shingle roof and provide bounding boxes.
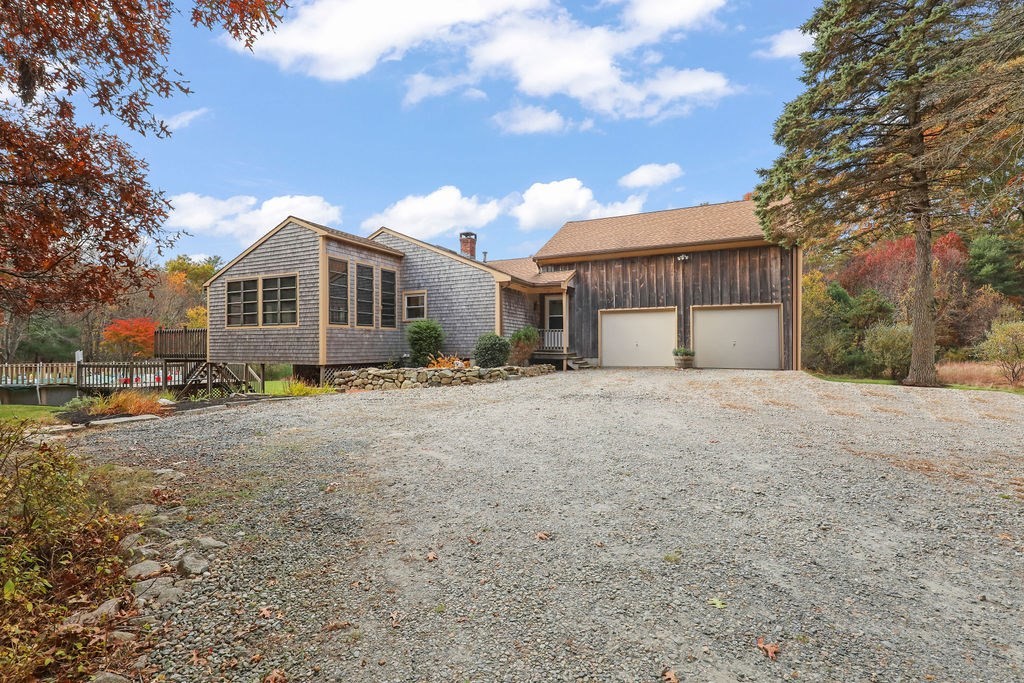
[300,218,405,256]
[533,200,765,261]
[487,257,575,286]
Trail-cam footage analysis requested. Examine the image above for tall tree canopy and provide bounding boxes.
[755,0,1024,386]
[0,0,285,316]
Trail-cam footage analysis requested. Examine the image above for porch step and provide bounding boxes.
[567,358,593,370]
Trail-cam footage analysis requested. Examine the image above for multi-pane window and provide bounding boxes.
[356,265,375,327]
[380,270,397,328]
[262,276,297,326]
[329,259,349,325]
[404,292,426,320]
[226,279,258,327]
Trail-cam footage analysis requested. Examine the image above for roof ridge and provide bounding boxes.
[562,198,753,226]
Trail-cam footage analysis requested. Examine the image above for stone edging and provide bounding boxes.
[332,364,556,391]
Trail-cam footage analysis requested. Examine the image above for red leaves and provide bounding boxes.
[101,318,157,357]
[756,636,780,661]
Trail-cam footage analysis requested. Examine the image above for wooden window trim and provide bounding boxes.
[354,262,376,329]
[380,268,398,329]
[403,290,427,322]
[327,258,351,327]
[222,273,301,330]
[226,277,259,328]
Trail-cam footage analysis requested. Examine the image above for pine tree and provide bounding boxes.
[755,0,1021,386]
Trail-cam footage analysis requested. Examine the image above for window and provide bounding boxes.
[226,280,258,327]
[380,269,397,328]
[546,297,564,331]
[404,291,426,321]
[329,259,349,325]
[262,276,297,325]
[356,264,375,327]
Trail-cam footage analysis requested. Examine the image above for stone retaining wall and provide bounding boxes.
[331,364,556,391]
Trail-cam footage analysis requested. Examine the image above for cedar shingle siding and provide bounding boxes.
[544,244,795,369]
[324,240,405,364]
[501,289,535,335]
[372,233,496,357]
[208,222,320,364]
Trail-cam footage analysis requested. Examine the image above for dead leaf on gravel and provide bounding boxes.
[191,649,208,666]
[756,636,780,661]
[707,598,726,609]
[426,551,438,562]
[250,653,263,663]
[467,536,479,545]
[389,610,402,628]
[595,541,605,548]
[324,483,339,493]
[324,620,353,632]
[535,531,551,541]
[661,667,679,682]
[263,669,287,683]
[258,606,273,619]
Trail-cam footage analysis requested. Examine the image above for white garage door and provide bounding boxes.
[692,306,781,370]
[600,308,677,367]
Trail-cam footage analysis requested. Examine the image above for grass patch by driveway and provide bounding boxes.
[0,404,61,423]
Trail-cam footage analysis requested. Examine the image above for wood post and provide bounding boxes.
[260,363,266,394]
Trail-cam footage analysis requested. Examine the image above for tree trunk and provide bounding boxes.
[905,209,938,386]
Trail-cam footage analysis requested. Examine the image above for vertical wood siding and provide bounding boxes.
[208,223,321,363]
[373,233,497,356]
[547,245,794,369]
[501,289,537,335]
[324,240,406,364]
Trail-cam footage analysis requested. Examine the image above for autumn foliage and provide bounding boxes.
[101,318,157,358]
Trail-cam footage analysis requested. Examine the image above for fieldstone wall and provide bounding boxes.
[331,364,556,391]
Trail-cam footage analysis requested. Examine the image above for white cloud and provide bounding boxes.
[162,107,210,131]
[234,0,734,122]
[754,28,814,59]
[510,178,645,231]
[492,105,568,134]
[619,162,683,189]
[360,185,502,240]
[167,192,343,245]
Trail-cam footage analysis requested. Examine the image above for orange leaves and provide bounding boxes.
[100,317,157,357]
[426,353,463,369]
[756,636,780,661]
[535,531,551,541]
[425,551,438,562]
[661,668,679,682]
[263,669,287,683]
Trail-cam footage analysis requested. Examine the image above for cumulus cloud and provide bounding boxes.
[233,0,734,121]
[753,28,814,59]
[167,193,343,245]
[618,162,683,189]
[510,178,645,231]
[360,185,502,240]
[162,107,210,131]
[492,105,570,134]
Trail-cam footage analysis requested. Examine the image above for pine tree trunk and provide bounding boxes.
[905,208,938,386]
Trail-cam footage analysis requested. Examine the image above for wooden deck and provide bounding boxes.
[154,328,207,360]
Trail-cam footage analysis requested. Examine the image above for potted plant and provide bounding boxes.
[672,347,695,369]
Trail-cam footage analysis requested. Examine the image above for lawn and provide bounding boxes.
[0,404,62,422]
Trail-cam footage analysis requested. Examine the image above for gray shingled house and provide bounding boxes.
[203,200,801,374]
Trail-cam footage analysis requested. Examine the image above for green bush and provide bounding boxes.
[473,333,511,368]
[979,321,1024,385]
[407,319,445,367]
[508,325,540,366]
[864,324,913,381]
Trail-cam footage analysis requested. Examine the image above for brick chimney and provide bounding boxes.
[459,231,477,260]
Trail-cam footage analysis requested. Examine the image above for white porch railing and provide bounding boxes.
[539,328,564,351]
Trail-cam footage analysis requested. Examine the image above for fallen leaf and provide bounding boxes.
[324,620,353,632]
[661,667,679,682]
[191,650,208,665]
[708,598,726,609]
[467,537,479,545]
[250,653,263,663]
[756,636,780,661]
[595,541,605,548]
[535,531,551,541]
[389,610,402,628]
[263,669,287,683]
[378,659,386,666]
[258,606,273,619]
[426,551,438,562]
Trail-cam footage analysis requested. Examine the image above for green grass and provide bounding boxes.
[0,404,62,423]
[262,380,287,395]
[810,372,1024,395]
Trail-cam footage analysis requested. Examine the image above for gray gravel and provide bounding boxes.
[72,370,1024,682]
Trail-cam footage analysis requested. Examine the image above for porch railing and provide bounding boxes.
[0,362,77,386]
[154,327,207,360]
[539,328,564,351]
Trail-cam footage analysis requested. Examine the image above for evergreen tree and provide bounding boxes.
[755,0,1022,386]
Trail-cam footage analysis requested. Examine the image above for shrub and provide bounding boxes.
[979,321,1024,385]
[508,325,540,366]
[672,347,694,357]
[280,380,336,396]
[473,334,511,368]
[864,324,913,381]
[0,421,135,679]
[426,353,463,369]
[407,320,445,367]
[87,390,169,417]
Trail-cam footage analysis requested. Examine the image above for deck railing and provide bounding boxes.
[539,328,564,351]
[0,362,77,386]
[154,328,207,360]
[76,361,191,389]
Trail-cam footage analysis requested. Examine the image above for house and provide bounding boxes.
[203,199,800,374]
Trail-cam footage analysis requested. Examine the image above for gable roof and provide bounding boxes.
[203,216,403,288]
[368,227,511,282]
[486,257,575,287]
[533,200,767,262]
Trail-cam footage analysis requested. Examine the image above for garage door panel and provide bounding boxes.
[693,306,781,370]
[600,309,676,367]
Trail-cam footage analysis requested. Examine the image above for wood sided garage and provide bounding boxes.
[531,200,802,370]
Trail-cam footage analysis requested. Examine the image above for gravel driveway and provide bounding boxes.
[73,370,1024,682]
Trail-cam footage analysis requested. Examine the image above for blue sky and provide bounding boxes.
[132,0,818,263]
